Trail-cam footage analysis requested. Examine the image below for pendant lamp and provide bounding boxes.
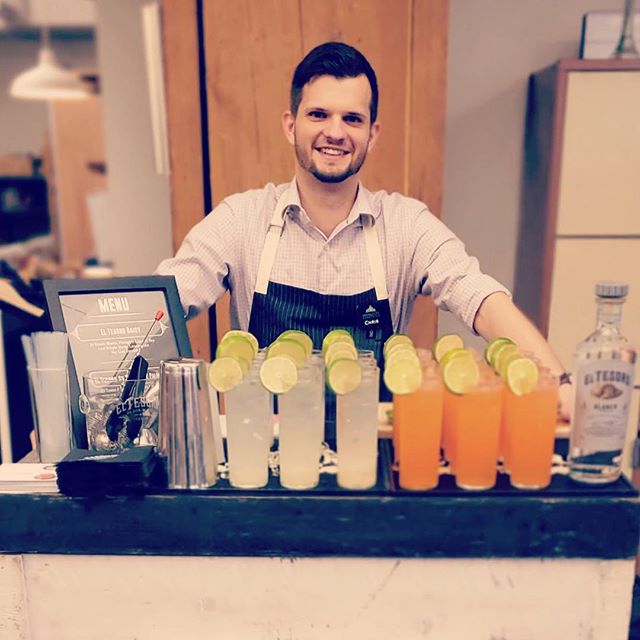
[9,28,90,101]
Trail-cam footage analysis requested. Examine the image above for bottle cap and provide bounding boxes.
[595,281,629,298]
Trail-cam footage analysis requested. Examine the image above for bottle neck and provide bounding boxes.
[595,298,625,330]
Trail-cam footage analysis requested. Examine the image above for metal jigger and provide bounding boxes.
[158,358,217,489]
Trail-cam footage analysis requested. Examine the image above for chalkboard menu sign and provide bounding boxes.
[44,276,192,448]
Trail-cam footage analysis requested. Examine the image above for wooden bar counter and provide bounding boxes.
[0,445,638,639]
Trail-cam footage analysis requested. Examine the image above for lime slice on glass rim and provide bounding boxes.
[327,358,362,395]
[385,341,417,361]
[267,338,307,366]
[220,330,259,357]
[216,335,255,365]
[324,341,358,366]
[321,329,354,355]
[498,350,524,380]
[505,357,539,395]
[208,357,245,392]
[277,330,313,358]
[383,334,414,358]
[433,333,464,363]
[492,343,519,375]
[438,347,473,369]
[386,347,420,369]
[484,336,514,366]
[259,355,298,394]
[383,359,423,395]
[441,356,480,395]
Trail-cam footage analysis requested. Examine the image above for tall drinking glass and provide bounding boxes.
[28,365,72,462]
[395,364,444,490]
[452,371,503,490]
[278,355,325,489]
[224,360,273,489]
[336,360,380,489]
[505,372,559,489]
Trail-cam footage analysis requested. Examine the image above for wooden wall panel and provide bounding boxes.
[161,0,210,360]
[204,0,301,194]
[406,0,448,347]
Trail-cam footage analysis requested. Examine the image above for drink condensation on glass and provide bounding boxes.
[278,354,325,489]
[452,368,503,491]
[395,363,444,490]
[505,371,559,489]
[336,360,380,490]
[224,357,273,489]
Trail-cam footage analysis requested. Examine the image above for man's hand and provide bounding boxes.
[474,292,573,422]
[557,381,573,423]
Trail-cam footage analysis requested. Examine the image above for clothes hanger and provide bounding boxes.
[0,279,44,317]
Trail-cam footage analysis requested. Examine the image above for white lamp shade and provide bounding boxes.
[9,47,90,100]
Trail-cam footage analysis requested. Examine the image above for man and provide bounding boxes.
[156,41,572,418]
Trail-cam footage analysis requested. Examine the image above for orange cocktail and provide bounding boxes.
[504,373,558,489]
[395,367,444,490]
[452,373,503,490]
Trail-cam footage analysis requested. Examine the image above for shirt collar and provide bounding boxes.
[276,178,380,228]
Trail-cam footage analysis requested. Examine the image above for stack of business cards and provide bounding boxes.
[0,463,59,494]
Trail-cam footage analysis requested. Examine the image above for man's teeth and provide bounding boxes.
[318,148,347,156]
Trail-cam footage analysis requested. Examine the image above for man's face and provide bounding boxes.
[282,74,380,184]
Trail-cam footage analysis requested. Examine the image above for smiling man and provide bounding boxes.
[156,41,572,418]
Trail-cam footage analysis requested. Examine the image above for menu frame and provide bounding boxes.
[43,276,192,448]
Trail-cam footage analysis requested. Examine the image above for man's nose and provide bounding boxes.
[323,115,345,141]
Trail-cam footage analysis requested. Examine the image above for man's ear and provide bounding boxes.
[367,121,381,152]
[282,111,295,145]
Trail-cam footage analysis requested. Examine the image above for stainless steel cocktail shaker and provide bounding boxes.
[158,358,217,489]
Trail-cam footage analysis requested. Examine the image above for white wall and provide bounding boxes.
[438,0,625,346]
[94,0,172,276]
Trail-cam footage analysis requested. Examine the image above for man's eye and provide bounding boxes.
[308,111,326,119]
[344,115,364,124]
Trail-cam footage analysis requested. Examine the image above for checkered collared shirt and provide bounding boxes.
[155,179,510,333]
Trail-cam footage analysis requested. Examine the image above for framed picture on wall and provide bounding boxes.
[43,276,191,448]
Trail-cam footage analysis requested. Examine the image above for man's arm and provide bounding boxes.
[155,200,240,318]
[474,291,572,420]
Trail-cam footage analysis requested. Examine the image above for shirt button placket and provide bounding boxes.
[317,237,329,293]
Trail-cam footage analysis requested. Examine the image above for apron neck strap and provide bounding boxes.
[254,191,288,295]
[363,215,389,301]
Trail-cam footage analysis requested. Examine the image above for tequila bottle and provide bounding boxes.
[569,282,636,484]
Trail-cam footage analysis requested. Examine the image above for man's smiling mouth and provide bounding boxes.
[316,147,349,156]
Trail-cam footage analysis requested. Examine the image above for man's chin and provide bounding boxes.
[310,165,361,184]
[312,171,351,184]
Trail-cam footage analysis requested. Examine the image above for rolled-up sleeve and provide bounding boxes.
[155,200,242,319]
[410,210,510,333]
